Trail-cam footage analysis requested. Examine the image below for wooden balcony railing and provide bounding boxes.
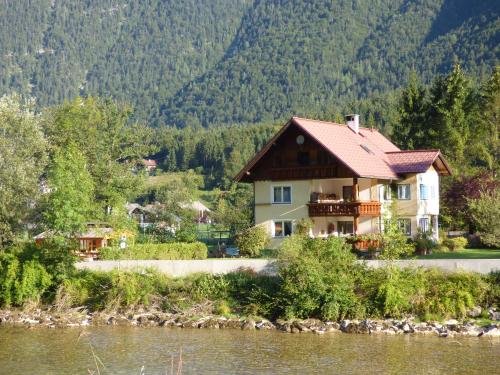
[307,201,381,217]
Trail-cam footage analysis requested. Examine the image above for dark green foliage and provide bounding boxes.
[2,240,498,320]
[0,1,498,127]
[276,236,364,321]
[360,267,487,319]
[0,241,76,307]
[235,226,270,257]
[99,242,208,260]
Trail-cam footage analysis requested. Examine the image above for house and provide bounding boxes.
[235,115,451,248]
[142,159,158,174]
[34,222,116,258]
[126,202,157,228]
[180,200,212,223]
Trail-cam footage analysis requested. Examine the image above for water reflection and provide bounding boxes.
[0,327,499,374]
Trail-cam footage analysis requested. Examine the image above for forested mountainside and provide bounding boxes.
[0,0,250,123]
[1,0,498,127]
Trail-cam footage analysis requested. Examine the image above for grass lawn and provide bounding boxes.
[415,248,500,259]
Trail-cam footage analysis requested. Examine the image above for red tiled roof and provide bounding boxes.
[234,116,451,182]
[386,150,450,174]
[292,117,399,179]
[142,159,157,167]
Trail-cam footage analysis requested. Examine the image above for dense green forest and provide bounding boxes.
[0,0,498,127]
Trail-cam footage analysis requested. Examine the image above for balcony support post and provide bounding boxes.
[354,215,359,234]
[352,177,359,201]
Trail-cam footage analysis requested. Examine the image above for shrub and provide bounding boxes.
[99,242,208,260]
[277,236,363,320]
[442,237,468,252]
[413,230,438,255]
[380,216,415,259]
[235,225,270,257]
[418,269,487,319]
[484,271,500,308]
[467,188,500,247]
[0,252,52,307]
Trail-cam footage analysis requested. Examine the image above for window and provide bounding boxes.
[272,186,291,204]
[338,221,354,235]
[420,184,429,200]
[397,218,411,236]
[430,185,436,199]
[342,186,353,201]
[273,220,292,237]
[419,218,430,233]
[397,184,410,200]
[378,184,392,201]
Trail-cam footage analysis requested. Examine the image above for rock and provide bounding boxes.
[402,323,412,333]
[291,326,300,334]
[489,310,500,321]
[292,321,311,332]
[480,325,500,337]
[224,319,244,329]
[241,318,256,330]
[199,318,219,329]
[438,330,449,338]
[275,319,292,333]
[181,319,200,329]
[255,320,275,330]
[432,323,443,330]
[325,321,340,330]
[357,320,373,334]
[339,320,350,332]
[467,306,482,318]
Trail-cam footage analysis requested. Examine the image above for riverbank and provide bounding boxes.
[1,307,499,338]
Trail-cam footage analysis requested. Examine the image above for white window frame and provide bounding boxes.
[271,185,292,204]
[397,184,411,200]
[397,218,412,236]
[272,220,293,238]
[419,217,430,233]
[420,184,429,200]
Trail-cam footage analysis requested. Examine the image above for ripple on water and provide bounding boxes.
[0,327,499,374]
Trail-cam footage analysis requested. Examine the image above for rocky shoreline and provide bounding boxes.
[1,308,499,338]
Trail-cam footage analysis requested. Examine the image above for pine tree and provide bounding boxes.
[428,64,471,166]
[393,71,428,149]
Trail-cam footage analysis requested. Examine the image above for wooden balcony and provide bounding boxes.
[307,201,381,217]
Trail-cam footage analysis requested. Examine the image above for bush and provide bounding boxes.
[235,225,270,257]
[359,266,487,319]
[277,236,363,321]
[467,188,500,247]
[0,252,52,307]
[380,215,415,259]
[442,237,468,252]
[413,230,438,255]
[99,242,208,260]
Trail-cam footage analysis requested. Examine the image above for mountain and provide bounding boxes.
[0,0,498,127]
[0,0,250,122]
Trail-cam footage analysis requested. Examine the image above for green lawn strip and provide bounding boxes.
[415,248,500,260]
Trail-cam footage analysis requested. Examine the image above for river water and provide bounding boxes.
[0,327,499,374]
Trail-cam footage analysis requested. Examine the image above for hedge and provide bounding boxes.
[99,242,208,260]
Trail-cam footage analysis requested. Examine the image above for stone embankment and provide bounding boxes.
[1,308,499,337]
